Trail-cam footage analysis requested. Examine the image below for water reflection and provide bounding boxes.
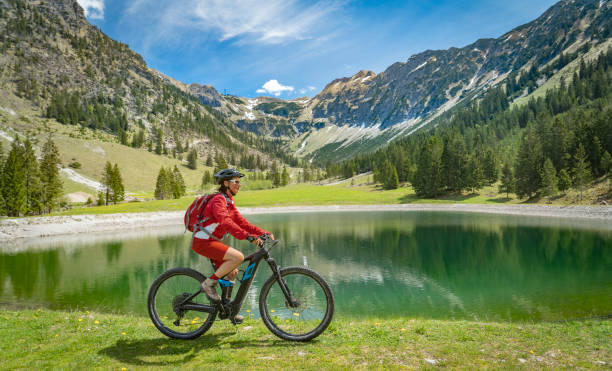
[0,211,610,322]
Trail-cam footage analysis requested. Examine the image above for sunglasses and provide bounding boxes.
[229,179,241,185]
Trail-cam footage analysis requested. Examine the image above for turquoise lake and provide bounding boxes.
[1,211,610,322]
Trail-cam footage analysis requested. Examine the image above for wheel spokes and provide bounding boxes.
[153,274,210,335]
[265,273,329,336]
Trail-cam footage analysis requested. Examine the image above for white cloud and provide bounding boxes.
[77,0,104,20]
[127,0,343,45]
[299,86,317,94]
[257,80,294,96]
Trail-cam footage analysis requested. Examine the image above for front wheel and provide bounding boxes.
[259,266,334,341]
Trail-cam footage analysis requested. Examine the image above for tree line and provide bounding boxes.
[0,136,63,216]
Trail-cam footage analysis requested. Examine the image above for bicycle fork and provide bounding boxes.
[267,257,301,308]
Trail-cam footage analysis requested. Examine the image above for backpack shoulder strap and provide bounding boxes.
[220,192,231,206]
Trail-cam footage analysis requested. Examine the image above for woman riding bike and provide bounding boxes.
[193,168,274,323]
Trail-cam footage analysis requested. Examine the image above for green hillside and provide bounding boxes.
[0,111,210,197]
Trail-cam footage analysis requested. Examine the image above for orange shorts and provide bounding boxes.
[192,238,229,268]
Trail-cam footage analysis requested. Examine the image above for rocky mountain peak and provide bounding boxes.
[187,83,223,107]
[317,70,375,97]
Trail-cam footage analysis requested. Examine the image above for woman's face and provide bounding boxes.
[226,176,241,195]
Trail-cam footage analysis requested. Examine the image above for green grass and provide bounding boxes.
[53,134,211,194]
[52,174,612,216]
[1,116,212,195]
[0,309,609,369]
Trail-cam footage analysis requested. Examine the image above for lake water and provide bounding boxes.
[1,211,611,322]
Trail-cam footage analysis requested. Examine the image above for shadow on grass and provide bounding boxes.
[399,192,480,204]
[99,332,231,366]
[99,329,307,366]
[487,197,513,203]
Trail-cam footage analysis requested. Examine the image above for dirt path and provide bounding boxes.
[1,204,610,248]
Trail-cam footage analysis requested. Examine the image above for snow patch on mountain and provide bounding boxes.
[243,99,257,120]
[410,61,428,74]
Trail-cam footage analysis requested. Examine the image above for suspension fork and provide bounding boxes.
[266,257,300,307]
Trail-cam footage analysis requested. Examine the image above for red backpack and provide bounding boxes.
[184,192,230,233]
[184,193,215,233]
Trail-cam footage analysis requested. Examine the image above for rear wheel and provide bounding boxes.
[259,266,334,341]
[147,267,217,339]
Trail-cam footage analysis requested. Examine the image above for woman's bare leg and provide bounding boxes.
[213,247,244,278]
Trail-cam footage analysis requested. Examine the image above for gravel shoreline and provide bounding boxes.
[1,204,610,247]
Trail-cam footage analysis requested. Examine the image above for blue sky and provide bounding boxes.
[77,0,559,98]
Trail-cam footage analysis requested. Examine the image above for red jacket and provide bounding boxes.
[197,193,267,240]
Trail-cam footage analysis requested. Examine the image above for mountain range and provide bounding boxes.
[1,0,611,166]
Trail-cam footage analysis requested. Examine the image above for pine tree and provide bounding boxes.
[102,161,113,205]
[39,136,63,213]
[540,158,558,200]
[172,165,186,199]
[174,135,183,153]
[110,164,125,204]
[412,136,444,197]
[131,129,145,148]
[601,151,612,176]
[23,137,42,214]
[97,190,105,206]
[382,160,400,190]
[271,162,281,188]
[215,155,228,172]
[557,169,571,193]
[206,153,213,166]
[572,143,591,201]
[464,155,484,193]
[2,139,27,216]
[154,167,168,200]
[515,129,543,199]
[281,166,289,186]
[499,162,514,198]
[201,170,212,188]
[482,149,498,186]
[187,149,198,170]
[154,128,163,155]
[441,132,467,192]
[0,147,4,215]
[602,151,612,192]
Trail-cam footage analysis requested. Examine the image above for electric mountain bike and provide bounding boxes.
[147,236,334,342]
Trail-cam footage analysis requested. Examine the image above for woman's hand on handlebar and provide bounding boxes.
[247,235,264,246]
[261,233,275,241]
[248,233,274,246]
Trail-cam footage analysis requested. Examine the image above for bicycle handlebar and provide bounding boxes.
[259,234,280,251]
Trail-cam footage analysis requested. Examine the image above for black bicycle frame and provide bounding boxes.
[179,240,298,321]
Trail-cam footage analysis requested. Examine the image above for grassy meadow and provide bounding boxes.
[1,309,609,370]
[52,171,612,216]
